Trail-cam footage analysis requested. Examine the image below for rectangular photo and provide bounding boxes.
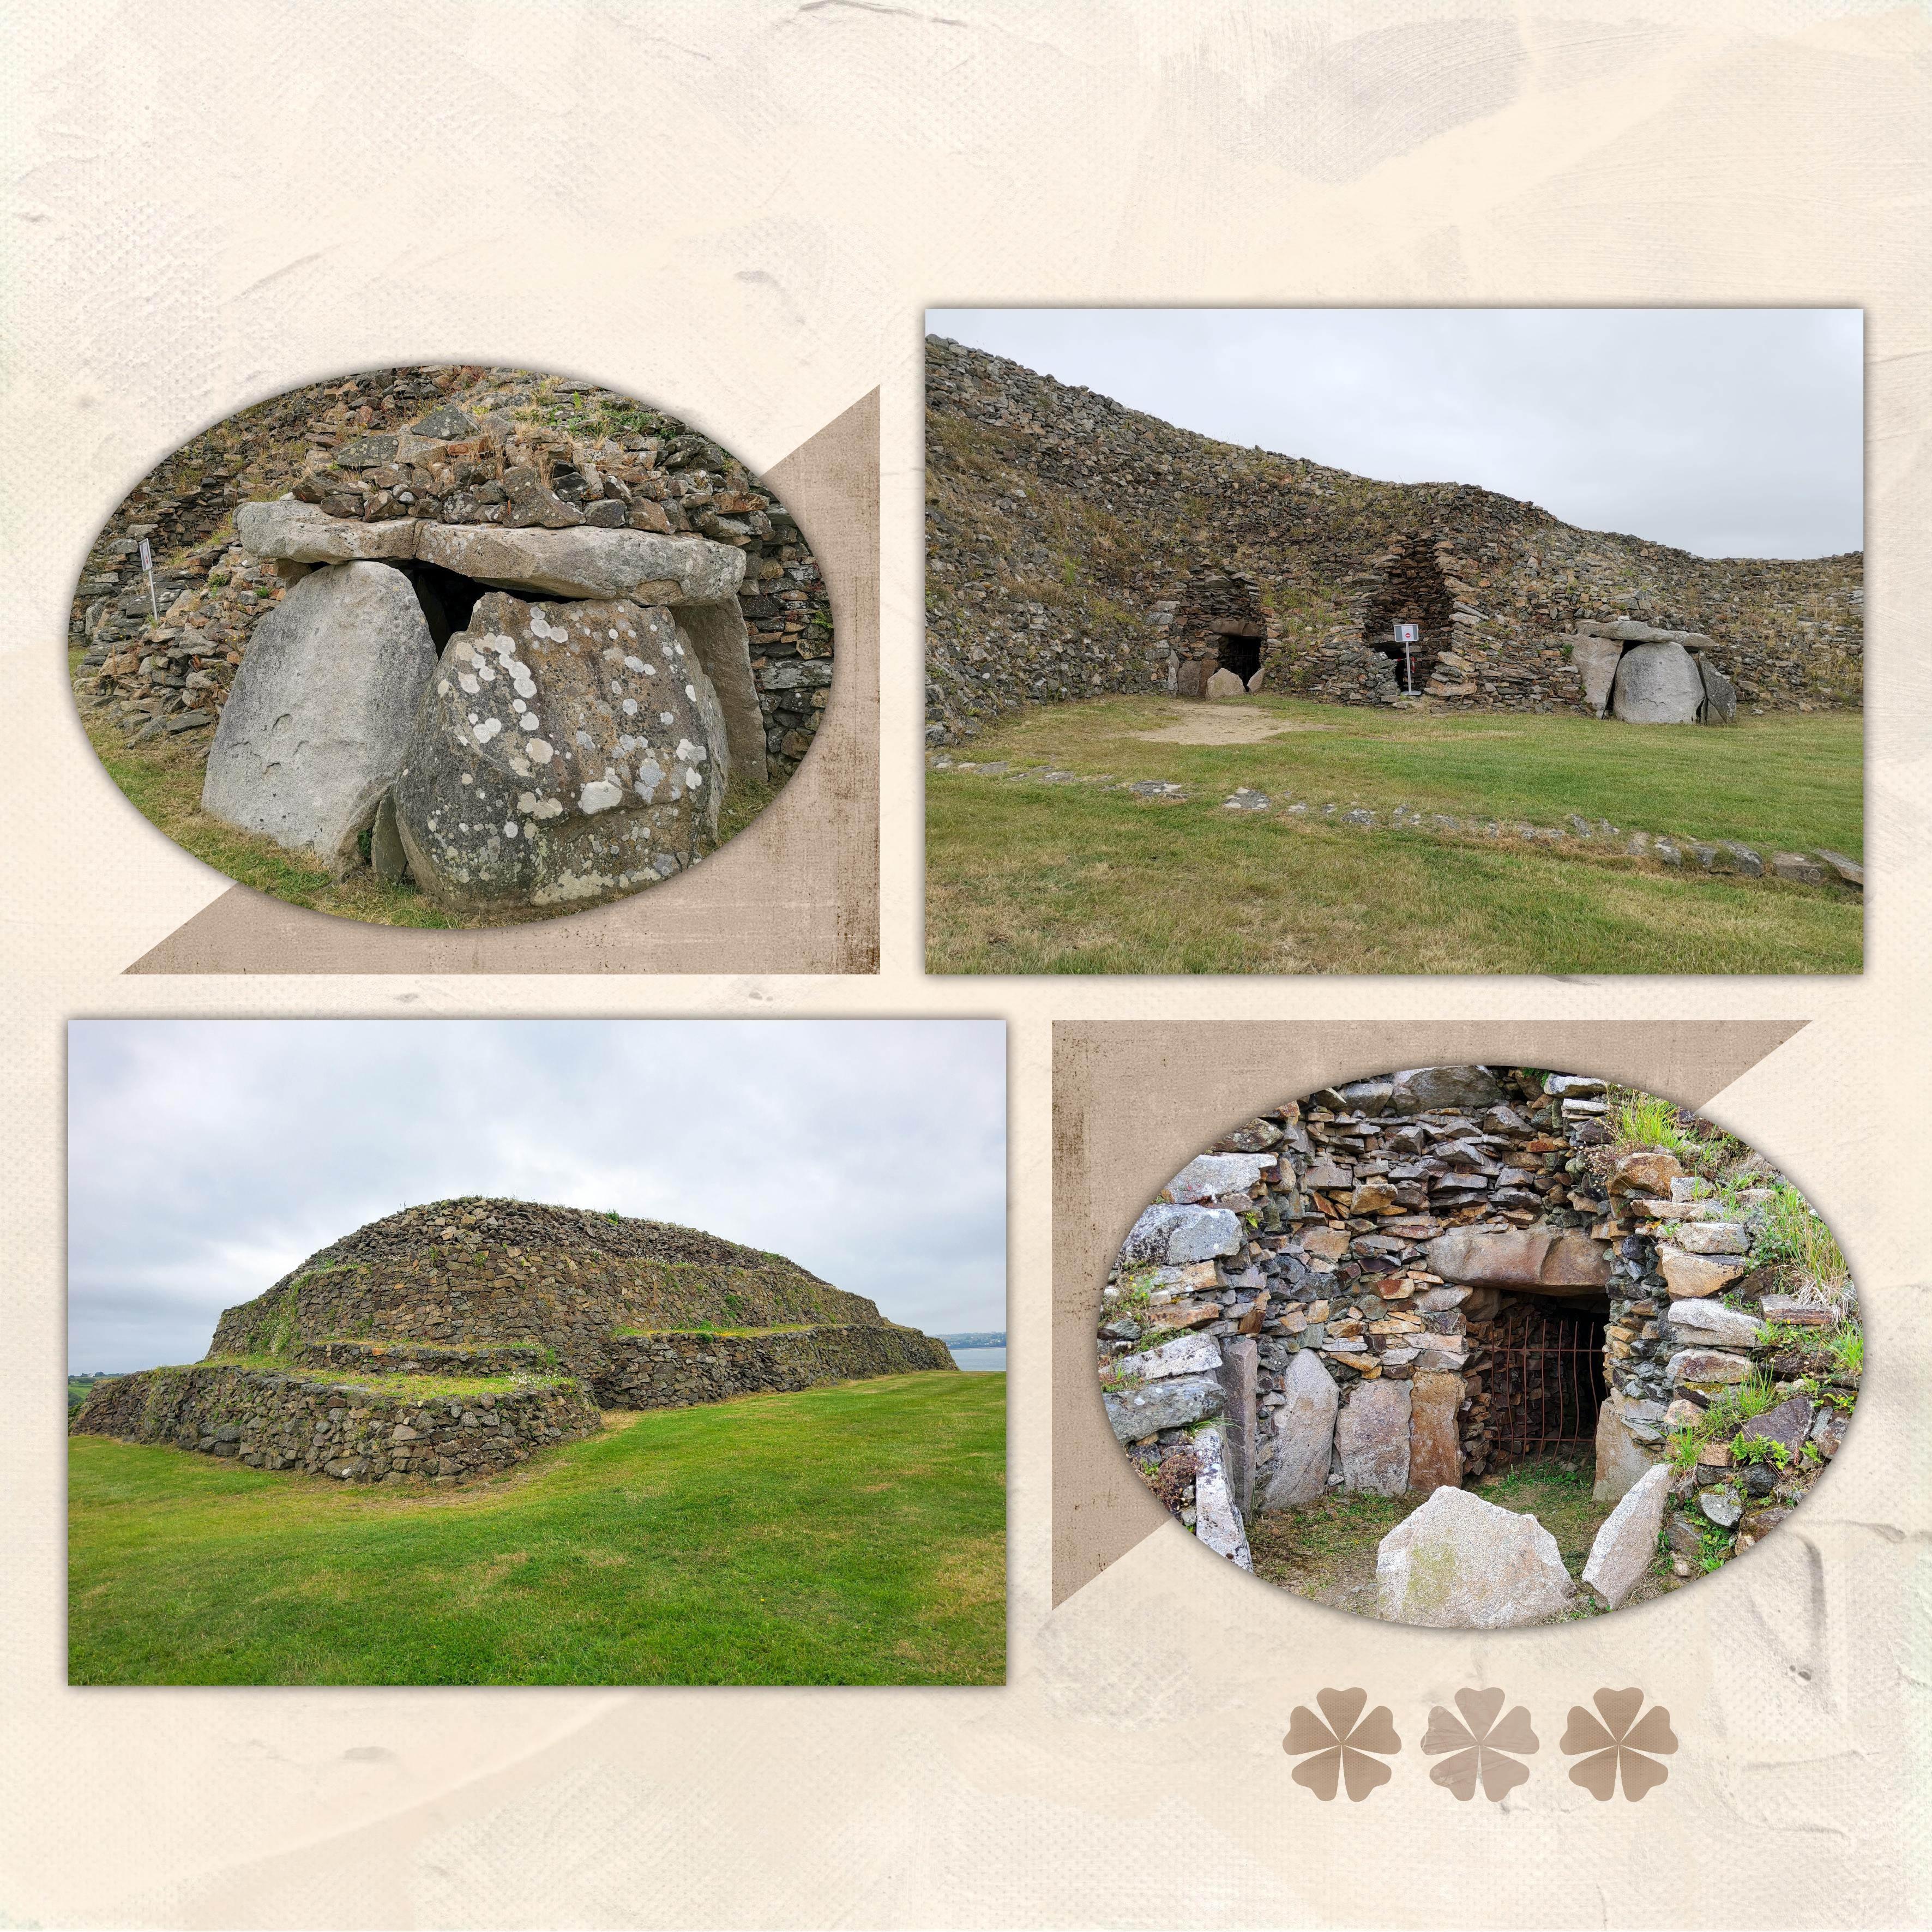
[925,308,1863,976]
[67,1018,1006,1686]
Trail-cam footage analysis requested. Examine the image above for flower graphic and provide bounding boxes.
[1421,1687,1539,1801]
[1281,1688,1401,1802]
[1560,1688,1678,1801]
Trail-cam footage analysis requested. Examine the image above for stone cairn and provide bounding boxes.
[71,1197,955,1486]
[1097,1067,1859,1623]
[70,368,834,902]
[924,335,1862,743]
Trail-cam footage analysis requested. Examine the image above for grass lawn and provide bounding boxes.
[926,696,1863,975]
[71,651,779,930]
[70,1370,1004,1686]
[1245,1457,1677,1623]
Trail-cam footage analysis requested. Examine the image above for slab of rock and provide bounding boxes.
[1666,1299,1765,1349]
[203,561,436,868]
[1668,1348,1753,1389]
[1696,655,1737,724]
[1375,1486,1576,1628]
[1699,1483,1744,1527]
[1218,1336,1258,1519]
[1337,1380,1412,1495]
[392,593,725,914]
[1387,1066,1503,1113]
[1735,1394,1814,1457]
[415,521,744,605]
[1260,1349,1338,1509]
[1164,1153,1277,1203]
[1611,1149,1684,1196]
[236,497,424,563]
[1191,1423,1254,1569]
[1407,1371,1464,1492]
[1613,642,1706,724]
[1104,1371,1223,1443]
[370,794,408,882]
[1659,1246,1751,1299]
[1581,1462,1670,1608]
[1675,1220,1750,1255]
[1116,1332,1222,1382]
[1593,1395,1661,1503]
[1544,1073,1608,1099]
[1425,1227,1611,1295]
[1572,635,1624,716]
[675,599,768,786]
[1120,1203,1243,1267]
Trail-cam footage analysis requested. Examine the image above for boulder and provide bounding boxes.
[1386,1066,1503,1114]
[1612,642,1706,724]
[1668,1348,1753,1389]
[1375,1486,1576,1628]
[1337,1079,1393,1115]
[1610,1149,1684,1196]
[415,521,744,605]
[1119,1203,1243,1267]
[1593,1395,1660,1503]
[1164,1153,1276,1203]
[1260,1349,1338,1509]
[1696,655,1737,725]
[235,498,423,564]
[1659,1247,1750,1300]
[1103,1371,1223,1443]
[1190,1423,1254,1569]
[1205,666,1247,699]
[1666,1299,1765,1350]
[202,561,436,869]
[1336,1381,1412,1495]
[1699,1484,1744,1527]
[1581,1463,1671,1609]
[392,592,725,914]
[675,599,769,786]
[1424,1227,1611,1296]
[1115,1332,1221,1382]
[1407,1371,1465,1492]
[1675,1220,1750,1255]
[1571,635,1624,717]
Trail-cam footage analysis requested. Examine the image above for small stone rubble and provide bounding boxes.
[71,1197,954,1484]
[925,336,1861,743]
[929,757,1861,892]
[71,366,833,873]
[1097,1068,1860,1622]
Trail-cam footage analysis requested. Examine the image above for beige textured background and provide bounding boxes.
[2,2,1927,1925]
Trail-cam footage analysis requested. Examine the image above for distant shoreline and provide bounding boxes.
[938,1333,1005,1349]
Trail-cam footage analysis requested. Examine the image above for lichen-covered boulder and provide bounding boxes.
[202,561,436,868]
[1696,654,1737,724]
[1612,641,1706,724]
[1376,1486,1576,1627]
[392,592,727,913]
[1571,635,1624,716]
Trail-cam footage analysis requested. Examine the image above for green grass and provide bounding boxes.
[69,1371,1004,1686]
[186,1356,572,1402]
[926,695,1862,975]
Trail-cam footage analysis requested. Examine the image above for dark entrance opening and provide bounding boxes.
[1216,634,1262,685]
[1361,533,1453,690]
[1488,1297,1607,1464]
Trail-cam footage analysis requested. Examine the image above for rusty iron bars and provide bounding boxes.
[1490,1308,1606,1460]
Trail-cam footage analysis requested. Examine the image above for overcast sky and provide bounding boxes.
[68,1020,1006,1373]
[926,308,1863,560]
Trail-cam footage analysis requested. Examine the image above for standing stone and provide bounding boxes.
[1191,1423,1254,1570]
[1337,1380,1412,1495]
[1205,666,1247,699]
[370,794,409,882]
[1593,1395,1659,1504]
[1218,1337,1258,1520]
[1260,1349,1339,1509]
[392,592,726,915]
[203,561,436,870]
[1612,642,1707,724]
[1375,1486,1576,1628]
[676,600,768,786]
[1696,655,1737,725]
[1581,1462,1671,1609]
[1571,635,1624,717]
[1407,1372,1465,1492]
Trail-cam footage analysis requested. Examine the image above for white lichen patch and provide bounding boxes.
[579,779,624,814]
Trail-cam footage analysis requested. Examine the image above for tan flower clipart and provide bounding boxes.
[1560,1688,1678,1801]
[1281,1688,1401,1802]
[1421,1687,1539,1801]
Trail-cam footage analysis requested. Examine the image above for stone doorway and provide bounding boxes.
[1215,633,1262,685]
[1360,533,1452,690]
[1485,1296,1608,1465]
[1166,565,1268,697]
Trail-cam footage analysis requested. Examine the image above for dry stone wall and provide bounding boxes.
[926,336,1862,742]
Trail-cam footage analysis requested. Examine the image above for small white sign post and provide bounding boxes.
[1394,621,1421,693]
[139,538,158,624]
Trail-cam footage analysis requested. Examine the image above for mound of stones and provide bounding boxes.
[70,367,835,886]
[71,1198,955,1485]
[1098,1066,1858,1617]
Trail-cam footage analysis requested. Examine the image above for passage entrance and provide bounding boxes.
[1488,1303,1606,1460]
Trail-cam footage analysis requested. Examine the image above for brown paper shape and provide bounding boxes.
[124,390,880,976]
[1052,1019,1808,1606]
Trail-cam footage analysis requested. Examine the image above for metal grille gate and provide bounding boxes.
[1490,1309,1606,1460]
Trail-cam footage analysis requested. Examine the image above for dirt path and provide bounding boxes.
[1122,703,1337,745]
